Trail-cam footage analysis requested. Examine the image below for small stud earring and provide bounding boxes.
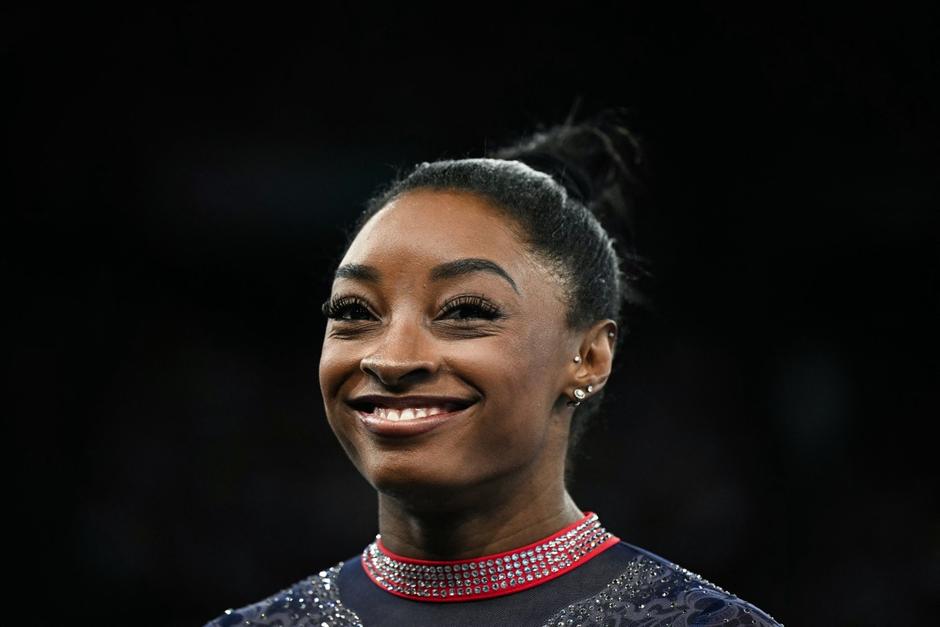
[608,331,615,338]
[574,388,586,400]
[573,355,581,363]
[587,385,594,393]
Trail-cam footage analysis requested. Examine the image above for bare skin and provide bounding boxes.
[319,189,616,560]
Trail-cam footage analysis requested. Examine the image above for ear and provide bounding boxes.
[570,320,617,397]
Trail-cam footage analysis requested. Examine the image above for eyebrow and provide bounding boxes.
[333,258,519,293]
[430,258,519,293]
[333,263,380,283]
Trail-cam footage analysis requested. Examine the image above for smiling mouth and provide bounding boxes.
[347,396,477,435]
[363,406,453,421]
[348,396,475,421]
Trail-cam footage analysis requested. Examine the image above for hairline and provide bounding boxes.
[355,185,586,328]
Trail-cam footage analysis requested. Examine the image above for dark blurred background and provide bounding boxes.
[7,4,938,626]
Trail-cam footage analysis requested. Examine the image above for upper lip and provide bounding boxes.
[347,394,477,412]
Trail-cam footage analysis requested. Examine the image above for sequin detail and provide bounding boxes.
[361,512,619,602]
[203,563,363,627]
[539,555,784,626]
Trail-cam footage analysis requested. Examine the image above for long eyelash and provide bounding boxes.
[439,294,504,319]
[322,295,371,319]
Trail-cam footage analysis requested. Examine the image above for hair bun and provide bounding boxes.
[490,109,646,242]
[492,109,649,308]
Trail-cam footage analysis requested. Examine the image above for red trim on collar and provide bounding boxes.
[360,511,620,603]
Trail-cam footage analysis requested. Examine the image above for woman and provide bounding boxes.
[204,117,782,626]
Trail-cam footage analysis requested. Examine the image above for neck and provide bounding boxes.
[376,463,583,560]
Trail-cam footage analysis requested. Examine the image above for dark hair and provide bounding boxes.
[347,112,647,472]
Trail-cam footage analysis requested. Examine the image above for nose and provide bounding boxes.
[359,320,437,388]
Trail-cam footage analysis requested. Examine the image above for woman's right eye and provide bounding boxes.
[322,297,375,321]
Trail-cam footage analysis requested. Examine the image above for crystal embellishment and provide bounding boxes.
[539,555,784,627]
[360,512,619,603]
[203,563,364,627]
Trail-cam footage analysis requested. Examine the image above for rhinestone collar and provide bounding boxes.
[360,512,619,602]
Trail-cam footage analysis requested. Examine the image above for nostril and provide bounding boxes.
[361,359,435,387]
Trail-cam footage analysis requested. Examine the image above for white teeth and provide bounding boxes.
[369,406,455,420]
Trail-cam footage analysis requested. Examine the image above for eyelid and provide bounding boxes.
[322,292,504,321]
[436,293,504,318]
[323,293,377,319]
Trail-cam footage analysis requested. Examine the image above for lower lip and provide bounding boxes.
[355,405,474,438]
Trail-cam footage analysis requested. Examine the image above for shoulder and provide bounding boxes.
[543,541,784,626]
[202,562,363,627]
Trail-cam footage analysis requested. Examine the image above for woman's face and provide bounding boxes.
[319,190,581,500]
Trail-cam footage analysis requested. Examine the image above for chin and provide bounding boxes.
[366,460,484,506]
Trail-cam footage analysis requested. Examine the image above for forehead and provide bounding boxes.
[341,189,539,281]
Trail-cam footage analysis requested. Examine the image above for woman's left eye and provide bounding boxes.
[438,296,504,321]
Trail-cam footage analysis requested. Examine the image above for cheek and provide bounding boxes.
[319,338,358,395]
[318,340,360,432]
[498,319,569,440]
[451,331,557,397]
[318,340,370,471]
[450,333,563,460]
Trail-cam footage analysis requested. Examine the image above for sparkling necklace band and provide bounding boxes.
[360,512,619,603]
